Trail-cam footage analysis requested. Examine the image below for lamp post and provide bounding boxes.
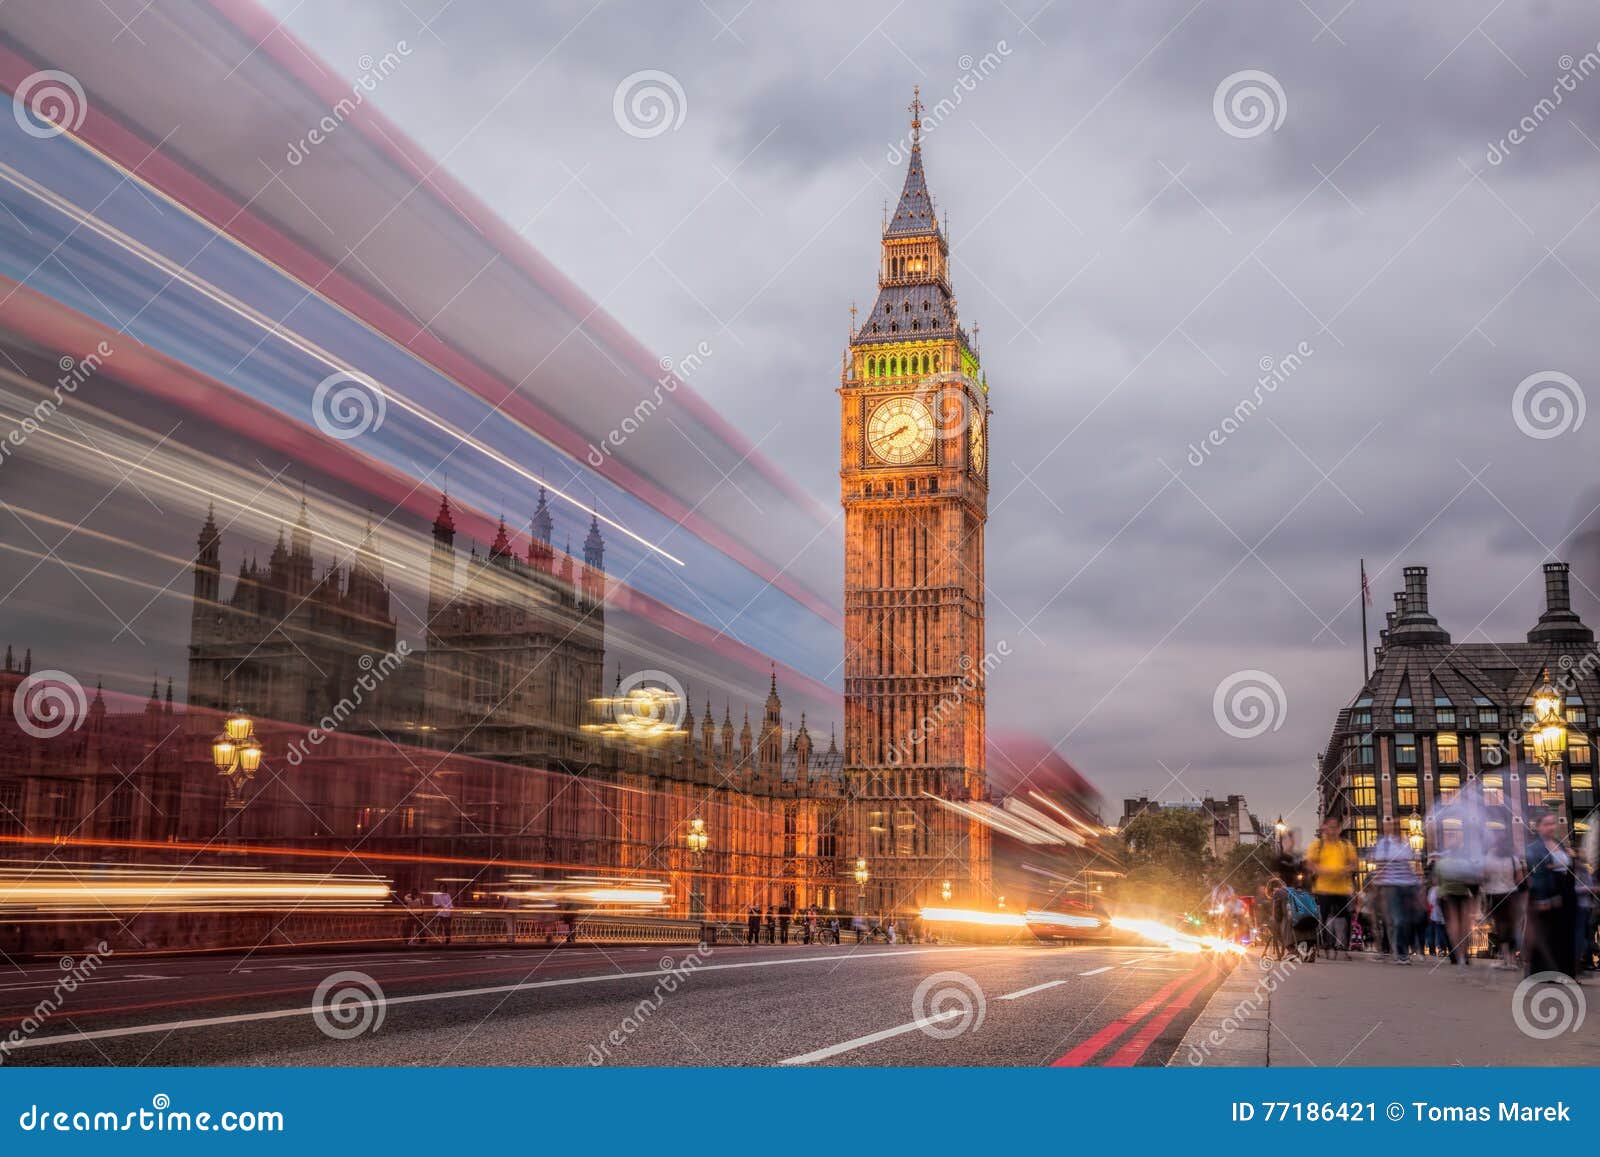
[212,706,262,808]
[940,879,952,903]
[1406,810,1425,870]
[684,817,709,921]
[1528,670,1569,773]
[853,856,870,915]
[1274,815,1287,853]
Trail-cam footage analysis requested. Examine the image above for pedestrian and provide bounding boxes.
[1572,857,1596,972]
[1305,816,1357,955]
[1424,879,1446,956]
[1523,812,1578,979]
[764,906,776,944]
[777,905,790,945]
[1481,829,1524,970]
[402,888,423,946]
[1363,819,1414,966]
[1434,842,1483,973]
[746,902,760,945]
[432,887,454,945]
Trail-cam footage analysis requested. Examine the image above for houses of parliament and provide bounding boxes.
[0,97,993,921]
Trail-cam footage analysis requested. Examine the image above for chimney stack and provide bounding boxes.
[1527,561,1593,645]
[1388,565,1451,645]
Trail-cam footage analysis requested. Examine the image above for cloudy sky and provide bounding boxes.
[39,0,1600,832]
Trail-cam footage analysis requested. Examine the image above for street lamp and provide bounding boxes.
[997,894,1006,911]
[853,856,869,914]
[1528,670,1568,771]
[1274,815,1287,852]
[684,817,709,920]
[212,706,261,806]
[940,879,952,902]
[1406,810,1425,858]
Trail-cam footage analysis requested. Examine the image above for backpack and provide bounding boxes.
[1285,887,1319,923]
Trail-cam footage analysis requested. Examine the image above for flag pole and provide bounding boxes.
[1360,558,1370,682]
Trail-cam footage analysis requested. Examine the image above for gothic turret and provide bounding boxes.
[528,487,554,573]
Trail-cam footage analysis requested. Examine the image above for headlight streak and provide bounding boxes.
[0,864,390,911]
[1109,915,1245,955]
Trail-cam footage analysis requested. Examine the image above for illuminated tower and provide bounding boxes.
[840,89,991,913]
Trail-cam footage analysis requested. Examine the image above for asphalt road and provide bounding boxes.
[0,942,1228,1066]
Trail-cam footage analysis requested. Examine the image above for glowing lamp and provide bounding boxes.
[238,740,263,774]
[225,708,253,741]
[211,737,236,772]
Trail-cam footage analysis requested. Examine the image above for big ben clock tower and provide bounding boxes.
[840,90,991,915]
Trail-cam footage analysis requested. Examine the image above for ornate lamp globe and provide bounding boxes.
[853,857,869,888]
[1529,671,1567,768]
[941,879,952,902]
[686,816,709,855]
[225,707,253,742]
[211,736,236,773]
[238,738,263,774]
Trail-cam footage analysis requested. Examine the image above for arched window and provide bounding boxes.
[867,357,877,376]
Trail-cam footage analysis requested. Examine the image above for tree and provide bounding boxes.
[1212,840,1279,899]
[1112,809,1216,915]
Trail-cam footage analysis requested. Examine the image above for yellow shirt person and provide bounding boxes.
[1305,823,1358,897]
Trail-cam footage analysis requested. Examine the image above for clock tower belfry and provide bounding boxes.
[840,89,991,915]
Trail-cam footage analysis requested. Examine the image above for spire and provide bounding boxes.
[164,676,174,715]
[489,515,511,561]
[531,487,553,542]
[291,483,312,556]
[583,514,605,569]
[885,87,941,241]
[432,491,456,542]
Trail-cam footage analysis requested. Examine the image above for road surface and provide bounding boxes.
[0,941,1227,1066]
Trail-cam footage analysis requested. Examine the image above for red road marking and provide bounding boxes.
[1102,968,1218,1067]
[1051,968,1199,1067]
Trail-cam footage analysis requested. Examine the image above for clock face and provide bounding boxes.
[969,404,985,474]
[867,396,934,464]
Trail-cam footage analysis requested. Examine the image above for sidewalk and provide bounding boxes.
[1173,952,1599,1067]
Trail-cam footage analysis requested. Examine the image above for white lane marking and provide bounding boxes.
[1079,966,1115,976]
[0,974,174,993]
[8,946,975,1051]
[779,1011,962,1065]
[997,979,1067,1000]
